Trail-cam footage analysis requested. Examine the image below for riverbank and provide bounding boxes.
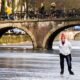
[0,34,31,44]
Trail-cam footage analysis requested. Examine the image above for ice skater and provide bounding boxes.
[59,33,74,75]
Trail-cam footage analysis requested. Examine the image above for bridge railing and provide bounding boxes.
[0,8,80,20]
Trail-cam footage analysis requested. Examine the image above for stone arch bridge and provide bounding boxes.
[0,19,80,50]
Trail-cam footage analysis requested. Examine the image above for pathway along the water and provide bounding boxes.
[0,49,80,80]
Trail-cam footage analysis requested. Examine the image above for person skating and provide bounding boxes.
[59,33,74,75]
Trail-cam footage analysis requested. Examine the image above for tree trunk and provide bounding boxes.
[1,0,6,13]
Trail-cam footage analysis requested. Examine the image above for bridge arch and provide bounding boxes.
[43,24,80,50]
[0,25,37,49]
[74,32,80,40]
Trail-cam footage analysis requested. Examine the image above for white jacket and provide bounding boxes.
[59,40,72,55]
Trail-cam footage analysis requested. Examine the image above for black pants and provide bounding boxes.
[60,53,72,72]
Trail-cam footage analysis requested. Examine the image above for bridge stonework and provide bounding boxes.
[0,20,80,50]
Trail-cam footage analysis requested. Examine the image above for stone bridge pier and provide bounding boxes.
[0,20,80,50]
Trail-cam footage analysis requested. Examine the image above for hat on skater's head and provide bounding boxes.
[61,33,65,39]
